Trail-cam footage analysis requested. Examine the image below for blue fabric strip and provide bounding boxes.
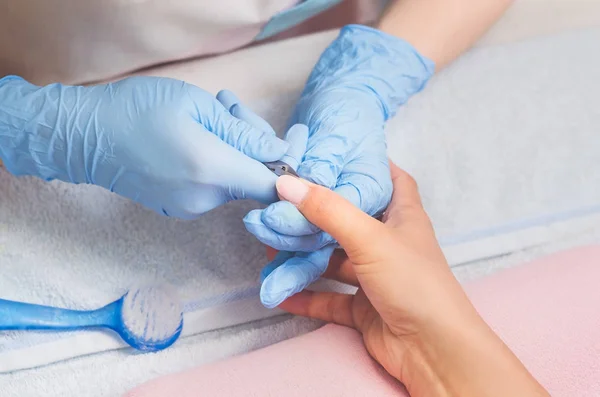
[255,0,343,41]
[3,204,600,355]
[438,203,600,246]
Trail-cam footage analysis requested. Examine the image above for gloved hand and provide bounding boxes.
[215,90,308,174]
[0,76,290,219]
[243,25,435,308]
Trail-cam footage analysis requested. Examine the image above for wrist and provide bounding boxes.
[402,304,547,397]
[0,76,36,176]
[395,300,482,396]
[0,77,84,183]
[402,311,486,396]
[306,25,435,120]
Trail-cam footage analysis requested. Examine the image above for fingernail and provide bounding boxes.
[276,175,308,205]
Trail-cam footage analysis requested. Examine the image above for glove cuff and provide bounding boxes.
[304,24,435,121]
[0,76,36,176]
[0,76,72,182]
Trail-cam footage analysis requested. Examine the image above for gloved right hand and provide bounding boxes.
[0,76,289,219]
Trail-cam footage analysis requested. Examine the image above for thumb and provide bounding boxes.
[275,175,386,255]
[219,114,289,162]
[191,87,289,162]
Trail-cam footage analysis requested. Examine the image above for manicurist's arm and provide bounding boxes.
[0,76,292,216]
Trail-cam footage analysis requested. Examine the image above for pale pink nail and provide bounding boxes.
[276,175,309,205]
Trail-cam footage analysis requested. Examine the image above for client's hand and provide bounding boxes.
[269,163,549,397]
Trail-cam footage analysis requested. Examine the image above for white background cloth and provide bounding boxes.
[0,0,384,85]
[0,0,298,84]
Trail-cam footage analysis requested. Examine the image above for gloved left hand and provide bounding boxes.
[243,25,435,308]
[0,76,291,219]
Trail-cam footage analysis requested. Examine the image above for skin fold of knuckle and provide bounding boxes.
[305,186,332,217]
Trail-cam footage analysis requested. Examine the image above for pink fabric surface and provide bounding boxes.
[464,245,600,396]
[126,245,600,397]
[127,324,407,397]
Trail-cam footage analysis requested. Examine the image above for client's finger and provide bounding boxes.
[280,124,308,171]
[260,245,335,308]
[322,250,358,286]
[275,176,386,259]
[279,291,355,328]
[384,161,428,228]
[266,246,278,261]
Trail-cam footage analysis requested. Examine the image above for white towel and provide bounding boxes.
[3,229,600,397]
[0,174,352,372]
[1,26,600,395]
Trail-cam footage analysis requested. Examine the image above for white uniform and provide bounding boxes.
[0,0,383,85]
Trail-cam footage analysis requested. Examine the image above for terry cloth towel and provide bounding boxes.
[3,221,600,396]
[126,245,600,397]
[1,26,600,373]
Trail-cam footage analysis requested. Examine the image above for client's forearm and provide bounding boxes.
[376,0,513,69]
[404,303,550,397]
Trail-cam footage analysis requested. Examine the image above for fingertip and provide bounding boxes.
[386,160,417,193]
[275,175,311,206]
[390,167,423,211]
[243,215,301,251]
[388,160,403,177]
[281,124,309,170]
[231,103,276,135]
[215,91,286,162]
[261,201,319,236]
[260,262,306,308]
[245,129,290,162]
[261,202,299,230]
[259,289,282,309]
[216,89,239,111]
[260,251,294,282]
[260,249,330,308]
[392,166,417,190]
[260,263,278,283]
[285,123,309,144]
[217,89,277,135]
[260,269,297,308]
[262,132,291,159]
[288,176,386,251]
[243,209,263,225]
[258,230,329,252]
[243,210,275,242]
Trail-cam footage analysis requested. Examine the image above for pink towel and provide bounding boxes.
[127,245,600,397]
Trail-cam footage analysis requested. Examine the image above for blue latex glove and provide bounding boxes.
[215,90,309,172]
[243,25,435,308]
[0,76,291,219]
